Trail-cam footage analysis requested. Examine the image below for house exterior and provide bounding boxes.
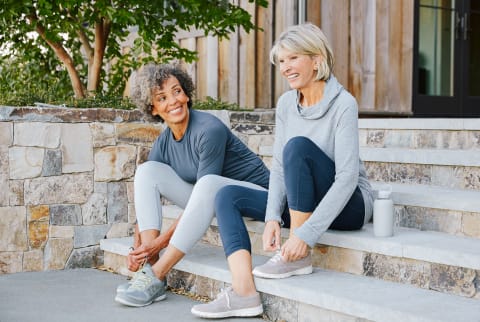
[173,0,479,117]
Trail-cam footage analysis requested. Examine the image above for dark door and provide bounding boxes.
[413,0,480,117]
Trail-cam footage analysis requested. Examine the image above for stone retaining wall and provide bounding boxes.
[0,106,272,274]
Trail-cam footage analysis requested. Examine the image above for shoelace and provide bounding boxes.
[130,270,153,291]
[127,256,149,284]
[269,250,283,263]
[214,287,232,309]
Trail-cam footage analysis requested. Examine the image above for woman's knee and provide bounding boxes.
[214,185,240,219]
[135,161,156,179]
[194,174,223,192]
[283,137,317,162]
[134,161,170,182]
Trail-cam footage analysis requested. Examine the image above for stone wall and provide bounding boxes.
[0,107,159,273]
[0,106,273,274]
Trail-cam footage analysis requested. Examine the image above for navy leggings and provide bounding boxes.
[215,136,364,258]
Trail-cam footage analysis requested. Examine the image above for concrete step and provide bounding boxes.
[155,205,480,271]
[100,239,480,322]
[111,205,480,299]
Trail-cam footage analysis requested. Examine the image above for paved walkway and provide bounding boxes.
[0,269,265,322]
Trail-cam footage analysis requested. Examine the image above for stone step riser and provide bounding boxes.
[394,205,480,239]
[359,129,480,150]
[365,162,480,192]
[239,130,480,153]
[160,217,480,300]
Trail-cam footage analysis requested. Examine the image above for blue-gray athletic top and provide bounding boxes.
[148,109,270,189]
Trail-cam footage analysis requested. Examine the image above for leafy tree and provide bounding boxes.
[0,0,267,99]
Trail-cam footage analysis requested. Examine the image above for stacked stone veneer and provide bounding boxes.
[0,107,273,274]
[0,107,163,273]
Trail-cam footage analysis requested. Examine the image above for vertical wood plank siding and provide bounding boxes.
[173,0,413,113]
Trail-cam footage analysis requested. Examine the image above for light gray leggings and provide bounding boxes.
[134,161,266,253]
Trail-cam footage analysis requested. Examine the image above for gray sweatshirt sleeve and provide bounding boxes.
[264,103,288,223]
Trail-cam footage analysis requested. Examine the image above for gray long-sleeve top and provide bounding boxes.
[265,76,374,247]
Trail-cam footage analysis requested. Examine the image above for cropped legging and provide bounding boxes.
[134,161,267,254]
[216,136,365,258]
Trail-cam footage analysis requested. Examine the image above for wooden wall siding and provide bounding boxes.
[272,0,298,103]
[255,3,274,108]
[319,0,413,113]
[174,0,414,113]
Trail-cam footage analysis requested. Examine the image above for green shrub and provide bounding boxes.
[0,58,249,111]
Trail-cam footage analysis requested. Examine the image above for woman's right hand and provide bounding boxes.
[127,251,142,272]
[262,220,281,252]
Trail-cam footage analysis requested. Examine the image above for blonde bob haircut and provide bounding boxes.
[270,23,334,81]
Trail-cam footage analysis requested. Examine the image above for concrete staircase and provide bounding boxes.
[100,116,480,321]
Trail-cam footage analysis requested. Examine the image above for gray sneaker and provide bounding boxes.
[191,287,263,318]
[117,254,150,294]
[116,269,141,294]
[116,281,131,294]
[114,264,166,307]
[252,251,313,279]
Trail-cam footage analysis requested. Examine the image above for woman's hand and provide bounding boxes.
[127,252,142,272]
[262,220,281,252]
[281,234,309,262]
[127,234,169,271]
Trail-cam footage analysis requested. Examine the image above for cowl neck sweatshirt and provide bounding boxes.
[265,75,374,247]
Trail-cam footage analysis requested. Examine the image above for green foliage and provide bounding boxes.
[0,55,245,111]
[0,0,268,101]
[66,94,136,110]
[193,96,250,111]
[0,53,73,106]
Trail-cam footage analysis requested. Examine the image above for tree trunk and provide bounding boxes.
[87,18,111,94]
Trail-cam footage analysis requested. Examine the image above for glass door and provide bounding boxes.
[413,0,480,117]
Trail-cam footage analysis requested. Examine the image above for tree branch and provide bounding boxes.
[76,28,94,62]
[27,13,85,98]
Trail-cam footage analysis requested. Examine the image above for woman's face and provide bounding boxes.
[151,76,190,125]
[277,48,318,91]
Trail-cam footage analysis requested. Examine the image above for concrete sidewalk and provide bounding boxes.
[0,269,265,322]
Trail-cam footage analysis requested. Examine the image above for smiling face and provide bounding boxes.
[277,48,318,91]
[151,76,190,126]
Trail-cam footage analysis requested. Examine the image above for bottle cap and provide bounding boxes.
[378,190,391,198]
[377,184,392,199]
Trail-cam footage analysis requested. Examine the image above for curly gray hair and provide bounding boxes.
[129,63,195,119]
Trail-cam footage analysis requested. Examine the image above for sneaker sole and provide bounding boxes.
[191,304,263,318]
[114,294,166,307]
[252,265,313,279]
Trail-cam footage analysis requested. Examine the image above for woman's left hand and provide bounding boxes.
[281,234,309,262]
